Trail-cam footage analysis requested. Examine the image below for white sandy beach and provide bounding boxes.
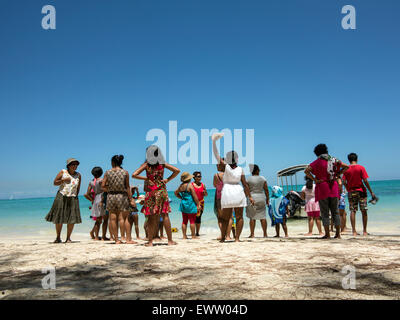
[1,223,400,300]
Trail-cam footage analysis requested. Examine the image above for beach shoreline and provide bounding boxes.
[1,229,400,300]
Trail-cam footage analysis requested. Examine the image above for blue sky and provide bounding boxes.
[0,0,399,199]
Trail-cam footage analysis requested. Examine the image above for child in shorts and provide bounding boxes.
[268,186,290,238]
[301,177,323,236]
[338,177,348,233]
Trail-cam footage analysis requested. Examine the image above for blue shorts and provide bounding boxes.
[338,204,346,210]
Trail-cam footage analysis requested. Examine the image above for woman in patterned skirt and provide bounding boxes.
[45,158,82,243]
[132,145,180,247]
[101,155,137,244]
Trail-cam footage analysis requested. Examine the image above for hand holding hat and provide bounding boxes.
[211,132,224,141]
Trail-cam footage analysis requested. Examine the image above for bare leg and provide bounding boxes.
[234,208,244,242]
[361,210,368,236]
[162,213,177,245]
[249,219,255,238]
[125,212,137,244]
[260,219,267,237]
[342,210,348,232]
[305,217,313,236]
[55,224,62,243]
[159,222,166,239]
[119,212,126,242]
[182,221,188,239]
[220,208,233,242]
[190,221,198,239]
[282,218,288,237]
[102,215,110,240]
[145,214,158,246]
[153,215,161,240]
[94,217,102,240]
[65,224,74,242]
[339,209,348,232]
[144,218,148,240]
[274,224,280,237]
[350,210,358,236]
[90,224,95,239]
[226,217,233,240]
[133,214,140,239]
[110,212,122,244]
[217,213,223,240]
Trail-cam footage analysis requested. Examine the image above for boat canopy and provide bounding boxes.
[276,164,308,193]
[277,164,308,177]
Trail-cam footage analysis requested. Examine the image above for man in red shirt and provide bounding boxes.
[343,153,376,237]
[305,144,349,239]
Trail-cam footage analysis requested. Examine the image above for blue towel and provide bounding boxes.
[268,186,289,226]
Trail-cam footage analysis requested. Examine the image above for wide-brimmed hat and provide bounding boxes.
[66,158,80,166]
[181,172,194,182]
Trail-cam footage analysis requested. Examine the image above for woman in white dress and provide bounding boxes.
[212,134,254,242]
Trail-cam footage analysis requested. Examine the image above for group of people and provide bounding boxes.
[45,136,376,245]
[303,144,376,239]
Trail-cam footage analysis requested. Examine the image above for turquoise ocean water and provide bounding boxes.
[1,180,399,238]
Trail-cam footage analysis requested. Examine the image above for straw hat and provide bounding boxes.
[66,158,80,166]
[181,172,194,182]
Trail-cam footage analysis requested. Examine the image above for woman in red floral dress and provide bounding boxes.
[132,145,180,246]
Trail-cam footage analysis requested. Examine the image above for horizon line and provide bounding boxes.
[1,178,399,201]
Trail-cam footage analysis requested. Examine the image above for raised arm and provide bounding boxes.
[212,139,226,168]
